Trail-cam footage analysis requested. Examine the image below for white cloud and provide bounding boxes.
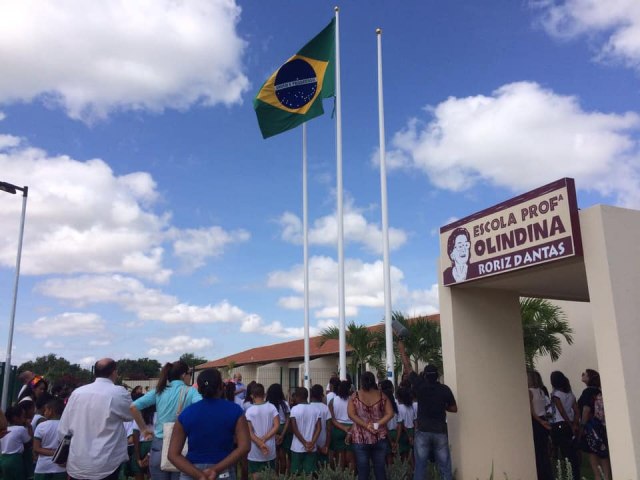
[0,140,249,280]
[35,274,312,338]
[36,274,247,324]
[19,312,106,338]
[387,81,640,207]
[267,256,435,318]
[43,340,64,349]
[534,0,640,70]
[147,335,213,356]
[79,356,97,368]
[278,199,408,254]
[171,226,250,271]
[0,0,248,121]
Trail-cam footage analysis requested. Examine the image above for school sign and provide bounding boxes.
[440,178,582,286]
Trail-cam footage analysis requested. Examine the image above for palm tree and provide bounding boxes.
[520,297,573,369]
[318,322,385,381]
[391,312,443,374]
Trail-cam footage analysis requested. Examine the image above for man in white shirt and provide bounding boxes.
[58,358,145,480]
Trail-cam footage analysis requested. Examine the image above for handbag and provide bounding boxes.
[52,433,72,465]
[160,386,189,472]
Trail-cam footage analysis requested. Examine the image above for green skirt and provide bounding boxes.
[399,427,414,454]
[1,453,26,480]
[130,440,152,474]
[330,423,353,452]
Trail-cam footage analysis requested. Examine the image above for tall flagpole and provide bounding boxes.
[377,29,395,385]
[334,6,347,381]
[303,123,311,389]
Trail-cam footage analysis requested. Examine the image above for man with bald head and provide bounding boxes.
[59,358,144,480]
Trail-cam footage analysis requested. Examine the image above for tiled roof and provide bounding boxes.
[196,314,440,370]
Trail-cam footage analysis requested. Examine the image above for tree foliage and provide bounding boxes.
[318,322,385,380]
[117,358,162,380]
[391,312,442,373]
[18,354,92,389]
[521,297,573,369]
[179,353,209,369]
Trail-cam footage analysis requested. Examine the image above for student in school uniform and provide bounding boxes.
[289,387,321,475]
[245,383,279,478]
[266,384,290,474]
[309,385,331,466]
[33,398,66,480]
[396,386,415,463]
[0,405,32,480]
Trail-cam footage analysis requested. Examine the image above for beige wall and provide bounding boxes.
[536,299,598,394]
[580,205,640,479]
[440,286,537,479]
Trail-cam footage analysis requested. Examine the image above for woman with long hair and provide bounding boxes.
[347,372,394,480]
[131,361,201,480]
[549,371,580,480]
[266,383,290,474]
[168,368,250,480]
[378,379,399,465]
[528,370,553,480]
[18,375,48,404]
[329,380,354,472]
[578,369,612,480]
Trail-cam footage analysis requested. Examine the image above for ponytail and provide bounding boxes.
[156,360,189,395]
[156,363,172,395]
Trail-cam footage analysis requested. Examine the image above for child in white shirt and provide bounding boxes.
[289,387,321,475]
[245,384,279,478]
[33,398,66,480]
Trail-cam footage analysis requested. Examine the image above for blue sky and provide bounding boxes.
[0,0,639,367]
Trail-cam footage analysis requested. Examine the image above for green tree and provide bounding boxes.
[180,353,209,369]
[390,312,442,374]
[521,297,573,369]
[318,322,384,380]
[117,358,162,380]
[18,354,92,388]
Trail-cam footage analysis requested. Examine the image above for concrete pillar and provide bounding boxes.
[440,284,536,479]
[580,205,640,479]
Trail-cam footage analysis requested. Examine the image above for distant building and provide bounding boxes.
[195,314,440,394]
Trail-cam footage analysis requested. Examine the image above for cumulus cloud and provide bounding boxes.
[147,335,213,356]
[0,139,248,280]
[170,226,250,271]
[36,274,247,324]
[36,274,315,338]
[19,312,107,338]
[386,81,640,207]
[533,0,640,70]
[0,0,248,121]
[278,199,408,254]
[267,256,438,318]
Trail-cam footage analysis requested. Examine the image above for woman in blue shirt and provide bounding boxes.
[168,368,250,480]
[131,360,202,480]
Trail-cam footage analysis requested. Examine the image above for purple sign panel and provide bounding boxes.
[439,178,582,286]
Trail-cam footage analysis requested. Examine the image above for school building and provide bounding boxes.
[195,314,440,393]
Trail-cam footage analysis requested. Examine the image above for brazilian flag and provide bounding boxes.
[254,19,335,139]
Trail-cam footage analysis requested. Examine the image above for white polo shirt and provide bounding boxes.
[59,377,133,480]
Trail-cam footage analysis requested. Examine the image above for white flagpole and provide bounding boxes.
[334,6,347,381]
[303,123,311,389]
[377,29,394,385]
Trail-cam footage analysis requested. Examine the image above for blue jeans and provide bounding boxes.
[353,439,387,480]
[150,437,181,480]
[413,430,452,480]
[179,465,236,480]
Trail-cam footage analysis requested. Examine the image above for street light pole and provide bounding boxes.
[0,181,28,410]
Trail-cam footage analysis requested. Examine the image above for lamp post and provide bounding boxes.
[0,181,28,410]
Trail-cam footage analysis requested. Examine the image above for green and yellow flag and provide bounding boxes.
[254,19,335,139]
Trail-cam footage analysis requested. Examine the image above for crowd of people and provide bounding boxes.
[528,368,611,480]
[0,345,610,480]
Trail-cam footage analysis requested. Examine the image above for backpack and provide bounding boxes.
[593,391,605,424]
